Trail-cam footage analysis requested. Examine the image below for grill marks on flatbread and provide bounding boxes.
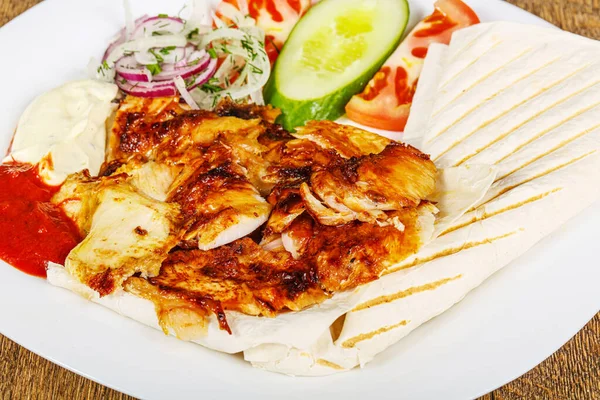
[55,96,437,334]
[424,32,600,162]
[331,24,600,350]
[439,188,563,237]
[340,319,410,349]
[352,275,463,312]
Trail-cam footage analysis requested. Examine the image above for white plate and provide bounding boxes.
[0,1,598,399]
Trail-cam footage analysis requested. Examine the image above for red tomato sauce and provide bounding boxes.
[0,164,81,278]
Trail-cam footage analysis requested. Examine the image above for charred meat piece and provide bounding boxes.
[124,238,326,337]
[214,97,281,123]
[168,143,271,250]
[307,142,437,227]
[61,97,440,335]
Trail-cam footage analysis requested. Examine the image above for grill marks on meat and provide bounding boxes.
[110,96,290,195]
[131,238,325,321]
[306,207,425,292]
[214,98,282,123]
[108,96,274,249]
[263,123,437,234]
[293,120,391,159]
[262,185,306,243]
[263,139,344,185]
[354,143,437,208]
[125,237,326,335]
[135,204,436,336]
[108,96,188,162]
[68,96,439,335]
[167,143,271,250]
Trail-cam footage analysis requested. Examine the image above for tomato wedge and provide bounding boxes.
[220,0,312,64]
[345,0,479,132]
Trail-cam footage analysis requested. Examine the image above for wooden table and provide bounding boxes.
[0,0,599,399]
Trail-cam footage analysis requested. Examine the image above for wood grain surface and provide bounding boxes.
[0,0,599,399]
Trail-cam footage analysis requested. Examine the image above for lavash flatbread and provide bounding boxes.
[48,21,600,376]
[245,21,600,375]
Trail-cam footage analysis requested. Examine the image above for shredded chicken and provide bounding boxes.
[126,238,325,326]
[264,124,437,234]
[56,96,438,334]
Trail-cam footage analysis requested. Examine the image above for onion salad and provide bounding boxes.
[92,0,271,109]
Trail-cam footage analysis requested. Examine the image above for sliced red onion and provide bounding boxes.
[116,75,177,97]
[115,56,151,82]
[153,51,210,81]
[187,58,218,90]
[115,50,210,83]
[103,15,185,62]
[102,14,148,61]
[104,10,229,100]
[175,45,197,68]
[133,46,187,66]
[160,47,187,64]
[133,16,185,38]
[115,57,217,98]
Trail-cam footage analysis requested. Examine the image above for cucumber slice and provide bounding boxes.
[264,0,410,130]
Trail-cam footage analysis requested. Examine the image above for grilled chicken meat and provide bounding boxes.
[125,202,437,335]
[293,120,391,158]
[167,142,271,250]
[105,96,277,250]
[53,172,182,295]
[56,96,438,335]
[126,238,325,326]
[306,142,436,227]
[107,96,289,195]
[262,122,436,239]
[106,96,188,163]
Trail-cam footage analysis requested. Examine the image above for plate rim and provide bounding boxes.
[0,1,596,399]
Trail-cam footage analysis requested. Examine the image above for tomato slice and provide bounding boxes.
[345,0,479,132]
[220,0,311,64]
